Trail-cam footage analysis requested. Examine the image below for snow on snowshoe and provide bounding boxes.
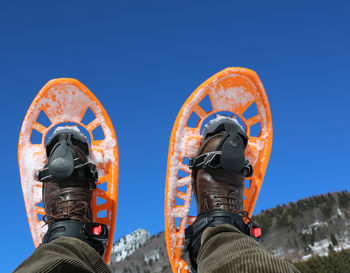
[18,78,118,263]
[164,67,273,273]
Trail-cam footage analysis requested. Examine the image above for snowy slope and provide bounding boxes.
[110,229,151,263]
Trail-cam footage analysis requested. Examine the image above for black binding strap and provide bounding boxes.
[35,131,98,189]
[184,210,262,272]
[42,220,108,256]
[189,152,253,178]
[189,123,253,179]
[189,151,221,170]
[35,159,98,189]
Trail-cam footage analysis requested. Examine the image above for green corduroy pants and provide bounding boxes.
[13,237,111,273]
[198,224,300,273]
[14,224,299,273]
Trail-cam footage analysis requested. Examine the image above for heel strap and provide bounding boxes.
[42,220,108,256]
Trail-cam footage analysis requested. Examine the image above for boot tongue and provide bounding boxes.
[48,139,74,179]
[220,133,246,175]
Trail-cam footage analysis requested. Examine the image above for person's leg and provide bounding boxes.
[16,127,110,273]
[197,225,298,273]
[185,116,300,273]
[14,237,111,273]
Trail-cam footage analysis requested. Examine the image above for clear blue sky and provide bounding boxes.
[1,0,349,271]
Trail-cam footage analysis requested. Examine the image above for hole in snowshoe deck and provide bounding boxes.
[36,201,44,208]
[249,122,262,137]
[175,217,182,229]
[81,107,96,126]
[92,125,105,141]
[178,169,190,178]
[187,111,200,128]
[45,123,91,146]
[200,111,246,134]
[97,181,108,192]
[175,198,185,206]
[188,194,197,221]
[177,185,188,194]
[98,209,107,218]
[37,213,44,222]
[182,157,190,166]
[30,128,43,144]
[243,102,259,120]
[245,180,251,189]
[198,94,213,113]
[36,110,52,128]
[97,196,107,206]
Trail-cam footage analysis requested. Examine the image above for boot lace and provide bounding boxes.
[214,194,249,218]
[43,199,91,224]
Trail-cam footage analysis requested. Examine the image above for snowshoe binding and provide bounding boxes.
[185,116,261,271]
[36,126,108,256]
[164,68,273,273]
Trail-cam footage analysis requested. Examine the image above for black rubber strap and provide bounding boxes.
[184,210,262,272]
[189,122,252,179]
[189,152,253,178]
[189,151,221,170]
[216,123,236,151]
[35,159,98,189]
[42,220,108,256]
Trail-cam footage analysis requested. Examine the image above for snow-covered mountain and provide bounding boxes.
[109,191,350,273]
[110,231,171,273]
[253,190,350,261]
[110,228,151,263]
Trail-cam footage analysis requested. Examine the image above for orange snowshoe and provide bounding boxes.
[18,79,119,263]
[164,67,273,273]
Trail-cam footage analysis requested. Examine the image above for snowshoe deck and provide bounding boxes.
[165,67,273,272]
[18,78,119,263]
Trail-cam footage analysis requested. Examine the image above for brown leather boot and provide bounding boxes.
[194,135,245,215]
[36,127,107,256]
[191,116,252,215]
[41,127,95,223]
[185,116,259,271]
[43,145,93,224]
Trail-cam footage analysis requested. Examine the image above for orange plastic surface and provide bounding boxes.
[164,68,273,273]
[18,79,119,263]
